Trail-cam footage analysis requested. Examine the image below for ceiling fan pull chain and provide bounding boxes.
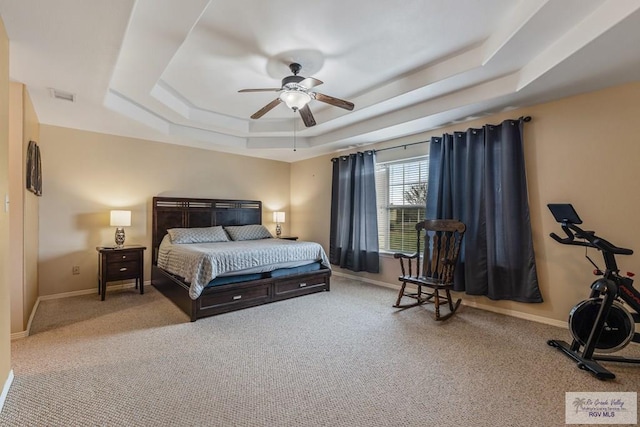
[293,110,297,152]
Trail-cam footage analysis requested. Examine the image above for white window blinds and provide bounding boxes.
[375,156,429,253]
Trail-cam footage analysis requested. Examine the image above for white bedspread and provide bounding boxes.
[157,237,330,299]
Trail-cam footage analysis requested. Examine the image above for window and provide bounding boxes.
[375,156,429,253]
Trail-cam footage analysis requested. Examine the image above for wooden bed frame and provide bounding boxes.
[151,196,331,321]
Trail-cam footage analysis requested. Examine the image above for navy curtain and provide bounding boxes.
[330,151,379,273]
[426,118,541,302]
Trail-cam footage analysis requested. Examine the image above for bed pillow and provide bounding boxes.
[167,226,229,244]
[224,224,273,241]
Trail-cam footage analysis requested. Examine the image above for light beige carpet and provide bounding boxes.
[2,276,639,426]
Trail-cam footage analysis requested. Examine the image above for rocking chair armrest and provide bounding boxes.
[393,252,418,260]
[394,252,419,277]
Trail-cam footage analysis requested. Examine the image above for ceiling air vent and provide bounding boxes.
[49,88,75,102]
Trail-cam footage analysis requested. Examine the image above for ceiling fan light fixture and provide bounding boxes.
[241,63,353,125]
[279,90,311,110]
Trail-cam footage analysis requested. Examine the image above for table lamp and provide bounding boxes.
[110,210,131,247]
[273,211,285,237]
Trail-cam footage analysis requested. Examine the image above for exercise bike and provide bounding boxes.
[547,203,640,380]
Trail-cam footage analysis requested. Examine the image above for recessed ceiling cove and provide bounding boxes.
[2,0,640,162]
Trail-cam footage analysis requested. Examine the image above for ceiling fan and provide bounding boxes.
[238,63,354,127]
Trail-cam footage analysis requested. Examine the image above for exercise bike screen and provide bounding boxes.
[548,203,582,224]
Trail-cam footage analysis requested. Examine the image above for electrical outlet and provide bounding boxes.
[72,266,80,275]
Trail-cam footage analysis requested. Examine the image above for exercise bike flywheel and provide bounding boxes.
[568,298,635,353]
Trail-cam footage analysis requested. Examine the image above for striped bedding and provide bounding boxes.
[157,236,330,299]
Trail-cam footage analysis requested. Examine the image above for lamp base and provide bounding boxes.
[115,227,125,247]
[276,224,282,237]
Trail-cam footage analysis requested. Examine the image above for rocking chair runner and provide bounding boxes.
[393,219,466,320]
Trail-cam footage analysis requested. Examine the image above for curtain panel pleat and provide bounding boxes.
[426,119,541,302]
[330,151,380,273]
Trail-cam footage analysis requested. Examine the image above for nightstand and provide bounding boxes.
[96,245,146,301]
[279,236,298,241]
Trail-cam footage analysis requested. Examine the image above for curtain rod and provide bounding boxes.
[374,115,531,154]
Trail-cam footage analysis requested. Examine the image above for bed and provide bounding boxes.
[151,197,331,321]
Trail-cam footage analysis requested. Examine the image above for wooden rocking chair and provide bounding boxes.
[393,219,466,320]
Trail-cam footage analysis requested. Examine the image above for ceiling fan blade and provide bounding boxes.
[250,99,282,119]
[314,92,354,111]
[298,104,316,127]
[238,88,281,93]
[299,77,323,89]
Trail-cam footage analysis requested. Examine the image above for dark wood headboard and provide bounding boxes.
[152,197,262,264]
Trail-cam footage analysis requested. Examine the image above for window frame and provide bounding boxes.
[375,155,429,255]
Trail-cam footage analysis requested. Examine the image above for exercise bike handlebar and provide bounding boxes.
[550,222,633,255]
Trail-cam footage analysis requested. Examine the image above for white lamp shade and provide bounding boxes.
[273,211,285,223]
[110,210,131,227]
[279,90,311,110]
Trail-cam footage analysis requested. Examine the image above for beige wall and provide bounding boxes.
[0,16,13,398]
[8,82,39,334]
[292,82,640,324]
[38,125,291,296]
[22,87,38,331]
[8,82,23,333]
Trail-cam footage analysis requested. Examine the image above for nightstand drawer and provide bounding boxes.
[106,251,141,264]
[106,260,140,280]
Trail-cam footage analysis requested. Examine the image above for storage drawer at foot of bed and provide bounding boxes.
[274,274,329,298]
[198,283,271,312]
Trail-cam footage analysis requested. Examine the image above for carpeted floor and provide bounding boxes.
[2,276,639,426]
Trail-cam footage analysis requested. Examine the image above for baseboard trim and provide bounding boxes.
[25,297,40,335]
[11,280,150,340]
[38,282,138,301]
[0,370,14,413]
[332,271,398,290]
[10,297,40,340]
[332,271,567,328]
[461,300,567,328]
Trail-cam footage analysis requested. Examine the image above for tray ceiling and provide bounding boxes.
[1,0,639,162]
